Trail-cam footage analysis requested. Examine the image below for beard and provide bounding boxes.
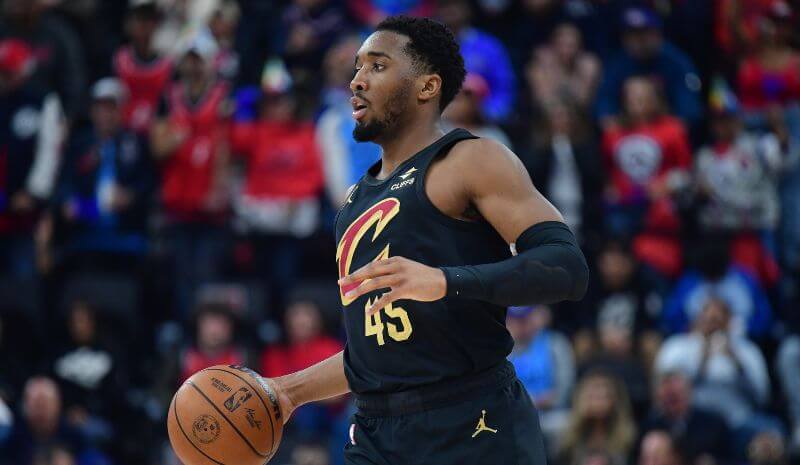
[352,117,388,142]
[352,80,411,142]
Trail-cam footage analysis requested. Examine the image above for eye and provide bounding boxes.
[373,63,385,71]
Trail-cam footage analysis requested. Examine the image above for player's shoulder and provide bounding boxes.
[449,136,522,173]
[446,136,530,192]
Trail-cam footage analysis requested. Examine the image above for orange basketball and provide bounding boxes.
[167,365,284,465]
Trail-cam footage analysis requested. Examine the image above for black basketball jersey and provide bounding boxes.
[334,128,514,395]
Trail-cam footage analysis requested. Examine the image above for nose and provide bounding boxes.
[350,69,367,93]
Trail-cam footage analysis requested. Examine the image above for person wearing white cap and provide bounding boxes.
[48,77,153,264]
[149,31,231,318]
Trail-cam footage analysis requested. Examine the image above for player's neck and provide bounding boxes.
[375,121,444,179]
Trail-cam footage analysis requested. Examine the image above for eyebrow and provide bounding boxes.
[354,51,393,65]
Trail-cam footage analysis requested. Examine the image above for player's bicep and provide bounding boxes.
[461,140,563,244]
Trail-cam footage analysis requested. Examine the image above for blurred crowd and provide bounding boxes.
[0,0,799,465]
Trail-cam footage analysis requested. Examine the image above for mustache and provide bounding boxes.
[353,93,370,104]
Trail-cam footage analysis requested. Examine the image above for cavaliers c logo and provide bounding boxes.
[336,198,401,306]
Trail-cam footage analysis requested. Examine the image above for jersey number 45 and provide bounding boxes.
[364,297,412,346]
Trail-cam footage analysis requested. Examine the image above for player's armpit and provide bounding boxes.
[449,138,563,244]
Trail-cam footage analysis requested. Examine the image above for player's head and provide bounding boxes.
[350,15,466,142]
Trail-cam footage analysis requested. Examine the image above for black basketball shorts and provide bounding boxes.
[343,362,547,465]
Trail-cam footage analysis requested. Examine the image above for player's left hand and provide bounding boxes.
[338,256,447,315]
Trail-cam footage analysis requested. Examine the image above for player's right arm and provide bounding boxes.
[265,351,350,424]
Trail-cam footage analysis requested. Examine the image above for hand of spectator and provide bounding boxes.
[694,453,717,465]
[110,185,134,212]
[170,126,189,148]
[646,178,671,199]
[151,121,189,159]
[62,200,79,222]
[35,213,53,274]
[203,189,228,213]
[765,104,789,145]
[719,332,735,357]
[67,405,88,427]
[10,191,35,212]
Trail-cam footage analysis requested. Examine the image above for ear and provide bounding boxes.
[417,73,442,105]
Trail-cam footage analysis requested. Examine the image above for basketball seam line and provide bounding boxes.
[173,395,226,465]
[187,380,269,458]
[203,368,277,456]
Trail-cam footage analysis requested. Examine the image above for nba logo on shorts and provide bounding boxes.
[349,423,357,445]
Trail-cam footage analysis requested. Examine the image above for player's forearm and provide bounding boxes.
[441,221,588,306]
[272,351,350,410]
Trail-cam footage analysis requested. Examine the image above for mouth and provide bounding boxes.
[351,96,368,121]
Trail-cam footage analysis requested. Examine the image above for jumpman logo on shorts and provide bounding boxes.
[472,410,498,438]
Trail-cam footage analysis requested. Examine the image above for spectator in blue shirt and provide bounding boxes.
[437,0,515,123]
[662,238,773,340]
[52,78,154,260]
[507,305,574,449]
[595,7,703,131]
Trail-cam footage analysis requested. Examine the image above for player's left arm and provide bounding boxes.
[439,138,589,306]
[339,138,589,314]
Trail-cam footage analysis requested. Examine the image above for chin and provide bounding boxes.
[352,120,386,142]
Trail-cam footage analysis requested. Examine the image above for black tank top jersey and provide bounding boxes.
[334,128,514,395]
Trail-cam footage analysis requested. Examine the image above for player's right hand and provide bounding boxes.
[262,377,297,425]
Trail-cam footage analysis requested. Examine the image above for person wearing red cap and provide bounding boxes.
[0,38,64,279]
[0,0,87,121]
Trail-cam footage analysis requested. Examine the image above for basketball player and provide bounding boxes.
[265,16,589,465]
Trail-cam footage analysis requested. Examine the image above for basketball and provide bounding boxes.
[167,365,283,465]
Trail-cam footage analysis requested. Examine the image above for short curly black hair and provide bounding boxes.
[376,15,466,112]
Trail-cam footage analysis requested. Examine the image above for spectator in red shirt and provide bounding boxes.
[736,1,800,136]
[260,299,342,378]
[715,0,777,59]
[150,33,231,319]
[602,77,692,278]
[179,303,247,383]
[231,59,324,313]
[260,298,343,437]
[113,0,173,134]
